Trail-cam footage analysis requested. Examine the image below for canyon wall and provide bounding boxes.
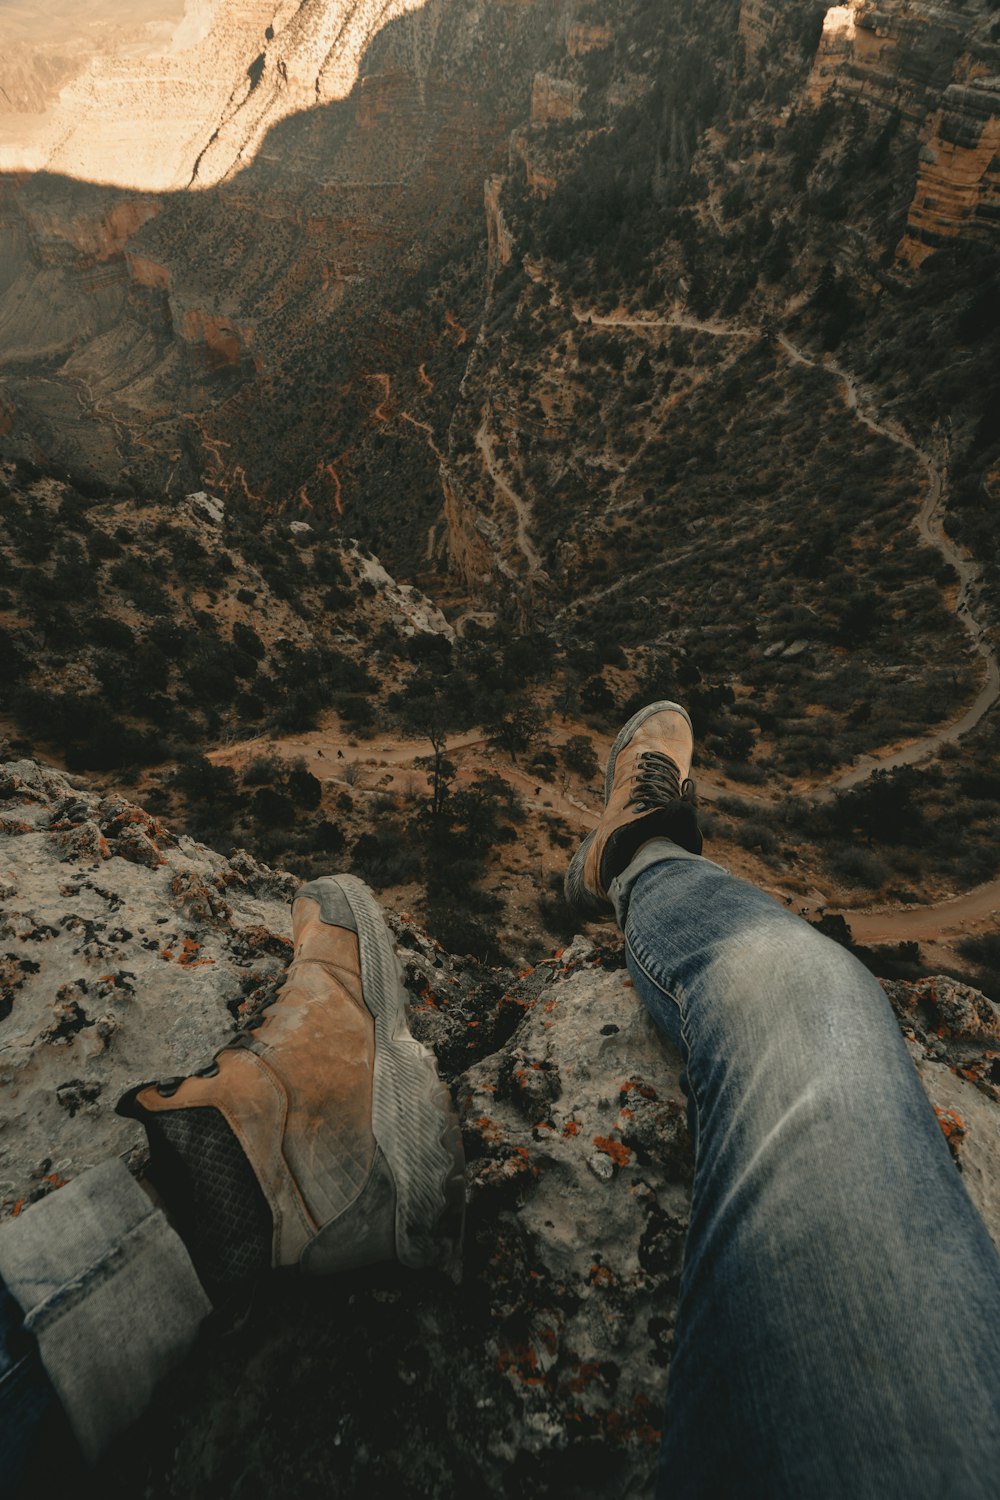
[796,1,1000,263]
[2,0,999,597]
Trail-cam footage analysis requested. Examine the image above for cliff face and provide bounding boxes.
[3,0,999,562]
[900,78,1000,264]
[0,0,572,555]
[3,755,999,1496]
[797,1,1000,262]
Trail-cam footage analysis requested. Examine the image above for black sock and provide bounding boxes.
[139,1107,272,1304]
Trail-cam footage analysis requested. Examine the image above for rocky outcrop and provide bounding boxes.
[566,21,613,57]
[172,303,255,372]
[898,78,1000,264]
[3,757,1000,1495]
[738,0,784,58]
[0,758,298,1211]
[531,73,583,125]
[510,126,559,196]
[484,173,514,270]
[796,2,1000,261]
[440,462,502,588]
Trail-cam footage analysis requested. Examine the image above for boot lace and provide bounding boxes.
[626,751,696,812]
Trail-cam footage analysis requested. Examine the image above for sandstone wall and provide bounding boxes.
[796,2,1000,262]
[532,72,583,125]
[899,79,1000,264]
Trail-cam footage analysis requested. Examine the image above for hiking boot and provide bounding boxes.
[119,875,464,1300]
[565,701,701,919]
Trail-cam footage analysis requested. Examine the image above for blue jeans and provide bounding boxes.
[0,1283,58,1492]
[617,845,1000,1498]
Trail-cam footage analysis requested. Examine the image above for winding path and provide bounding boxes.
[221,299,999,946]
[574,305,753,339]
[773,333,1000,794]
[475,405,544,576]
[565,306,1000,790]
[558,300,1000,937]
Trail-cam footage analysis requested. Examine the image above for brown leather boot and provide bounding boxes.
[119,875,464,1299]
[564,701,701,919]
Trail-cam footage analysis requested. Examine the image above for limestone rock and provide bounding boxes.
[0,760,297,1215]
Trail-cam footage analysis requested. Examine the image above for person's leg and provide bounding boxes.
[1,1276,63,1492]
[0,1157,212,1470]
[566,701,1000,1496]
[616,841,1000,1499]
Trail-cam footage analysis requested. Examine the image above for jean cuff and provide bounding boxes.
[609,838,725,928]
[0,1157,211,1462]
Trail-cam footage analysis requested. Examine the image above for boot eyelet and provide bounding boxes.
[196,1061,220,1078]
[156,1077,183,1097]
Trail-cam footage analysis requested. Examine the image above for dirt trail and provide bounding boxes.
[574,305,753,340]
[210,720,599,830]
[568,308,999,791]
[556,304,1000,937]
[845,882,1000,944]
[774,332,1000,795]
[206,302,999,949]
[475,404,544,576]
[208,715,1000,943]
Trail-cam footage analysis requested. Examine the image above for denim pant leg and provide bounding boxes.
[0,1158,211,1463]
[615,844,1000,1500]
[0,1282,60,1492]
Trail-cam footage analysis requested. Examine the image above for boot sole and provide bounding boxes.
[565,700,693,918]
[295,875,465,1275]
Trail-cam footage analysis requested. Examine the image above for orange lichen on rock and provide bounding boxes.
[177,937,214,968]
[593,1135,632,1168]
[934,1105,968,1158]
[496,1338,544,1387]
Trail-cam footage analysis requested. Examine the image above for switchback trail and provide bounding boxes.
[209,302,999,947]
[547,297,1000,934]
[475,404,544,576]
[774,333,1000,795]
[207,716,1000,944]
[578,303,1000,789]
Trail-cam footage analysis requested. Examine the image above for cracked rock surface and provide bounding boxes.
[2,756,999,1497]
[0,756,297,1216]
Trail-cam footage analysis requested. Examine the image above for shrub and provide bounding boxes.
[827,845,891,890]
[251,786,296,827]
[313,820,345,854]
[288,767,322,809]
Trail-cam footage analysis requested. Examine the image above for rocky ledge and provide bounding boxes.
[1,755,998,1497]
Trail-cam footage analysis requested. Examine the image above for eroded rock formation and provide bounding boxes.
[796,1,1000,262]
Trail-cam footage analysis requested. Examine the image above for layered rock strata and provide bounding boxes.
[796,1,1000,262]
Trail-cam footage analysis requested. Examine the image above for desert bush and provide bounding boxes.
[351,829,419,889]
[826,845,891,890]
[956,932,1000,1003]
[734,819,780,856]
